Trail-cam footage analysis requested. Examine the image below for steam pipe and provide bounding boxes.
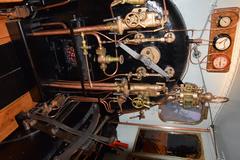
[85,32,103,49]
[38,0,71,11]
[42,81,116,91]
[28,25,113,36]
[41,80,165,97]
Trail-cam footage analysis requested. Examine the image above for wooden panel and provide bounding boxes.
[0,17,11,45]
[0,92,36,142]
[207,7,240,72]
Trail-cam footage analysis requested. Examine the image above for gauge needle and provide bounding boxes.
[118,42,170,80]
[218,39,226,44]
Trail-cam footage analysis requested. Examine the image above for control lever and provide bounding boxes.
[118,42,170,80]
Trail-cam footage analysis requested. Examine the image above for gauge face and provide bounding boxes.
[218,16,232,28]
[212,54,230,69]
[213,34,231,51]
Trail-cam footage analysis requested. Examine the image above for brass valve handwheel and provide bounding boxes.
[125,12,140,28]
[132,97,145,109]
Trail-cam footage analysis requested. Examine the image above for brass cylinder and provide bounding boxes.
[130,84,164,92]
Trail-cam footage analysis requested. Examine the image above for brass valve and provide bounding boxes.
[167,83,229,108]
[96,47,124,71]
[107,8,167,35]
[132,96,151,109]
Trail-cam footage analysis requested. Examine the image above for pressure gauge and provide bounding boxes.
[218,16,232,28]
[213,34,231,51]
[212,54,230,69]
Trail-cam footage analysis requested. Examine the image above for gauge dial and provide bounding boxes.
[212,54,230,69]
[218,16,232,28]
[213,34,231,51]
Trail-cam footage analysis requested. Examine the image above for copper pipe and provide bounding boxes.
[40,22,67,29]
[42,81,116,91]
[42,80,165,95]
[113,122,210,132]
[85,32,103,48]
[163,0,167,13]
[162,0,169,21]
[69,96,99,102]
[28,25,112,37]
[38,0,71,11]
[51,80,116,87]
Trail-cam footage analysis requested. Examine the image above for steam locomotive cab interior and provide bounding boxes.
[0,0,239,160]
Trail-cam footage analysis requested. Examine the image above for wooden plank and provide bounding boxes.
[0,92,36,142]
[0,17,11,45]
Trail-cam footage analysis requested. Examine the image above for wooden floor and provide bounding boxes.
[0,92,36,142]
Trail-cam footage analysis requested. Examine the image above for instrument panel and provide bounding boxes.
[207,7,240,72]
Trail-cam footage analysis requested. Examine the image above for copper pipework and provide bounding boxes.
[40,22,67,29]
[38,0,71,11]
[28,24,113,36]
[85,32,103,49]
[113,122,210,132]
[28,8,166,37]
[42,80,116,91]
[69,96,99,103]
[42,80,166,97]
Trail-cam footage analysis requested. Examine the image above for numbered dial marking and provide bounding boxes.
[218,16,232,28]
[213,34,231,51]
[212,54,230,69]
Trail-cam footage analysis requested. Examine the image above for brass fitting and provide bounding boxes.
[170,83,229,108]
[130,83,165,97]
[108,8,166,35]
[108,18,125,35]
[111,0,146,7]
[115,79,166,97]
[96,47,124,71]
[81,33,89,55]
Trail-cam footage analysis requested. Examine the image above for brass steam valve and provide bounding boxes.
[167,83,229,108]
[96,47,124,71]
[107,7,167,35]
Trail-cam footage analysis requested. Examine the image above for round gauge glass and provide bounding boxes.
[212,54,230,69]
[213,34,231,51]
[218,16,232,28]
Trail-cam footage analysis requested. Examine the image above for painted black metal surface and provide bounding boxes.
[23,0,188,84]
